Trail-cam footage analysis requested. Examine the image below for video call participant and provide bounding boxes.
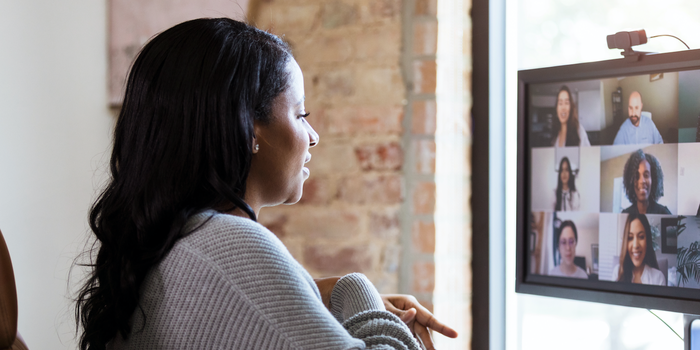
[554,157,580,211]
[613,91,664,145]
[622,150,671,214]
[613,214,666,285]
[549,220,588,279]
[552,86,591,147]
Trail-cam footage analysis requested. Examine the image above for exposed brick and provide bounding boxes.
[369,0,401,19]
[257,4,321,34]
[353,24,401,61]
[414,139,436,174]
[412,59,436,94]
[412,261,435,293]
[321,0,358,29]
[369,209,400,239]
[412,181,435,214]
[312,69,355,98]
[412,220,435,253]
[299,176,335,205]
[310,141,358,175]
[338,174,403,204]
[304,245,373,274]
[414,0,437,16]
[286,208,361,239]
[413,20,438,56]
[382,245,401,273]
[293,34,353,65]
[411,100,437,134]
[355,142,403,171]
[354,66,405,104]
[324,105,403,136]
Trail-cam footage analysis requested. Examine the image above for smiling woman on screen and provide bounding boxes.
[621,149,670,215]
[552,85,590,147]
[613,214,666,285]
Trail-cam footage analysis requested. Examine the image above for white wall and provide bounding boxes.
[678,143,700,215]
[0,1,113,349]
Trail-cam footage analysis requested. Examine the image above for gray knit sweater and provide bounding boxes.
[110,210,421,350]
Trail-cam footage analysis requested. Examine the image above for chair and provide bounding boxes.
[0,229,29,350]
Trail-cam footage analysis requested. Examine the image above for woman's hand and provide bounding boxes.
[314,277,341,310]
[381,294,458,350]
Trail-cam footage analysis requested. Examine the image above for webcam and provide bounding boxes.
[607,29,652,60]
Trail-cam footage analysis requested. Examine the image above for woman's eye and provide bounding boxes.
[298,112,310,119]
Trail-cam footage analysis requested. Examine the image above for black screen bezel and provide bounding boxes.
[516,49,700,314]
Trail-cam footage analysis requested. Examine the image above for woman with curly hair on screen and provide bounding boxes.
[621,149,671,214]
[613,214,666,285]
[74,18,457,350]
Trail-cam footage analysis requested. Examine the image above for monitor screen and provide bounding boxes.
[517,49,700,314]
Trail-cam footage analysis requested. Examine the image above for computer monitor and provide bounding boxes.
[516,49,700,314]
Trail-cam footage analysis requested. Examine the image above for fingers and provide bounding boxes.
[400,308,417,323]
[414,325,435,350]
[385,301,417,323]
[415,311,458,338]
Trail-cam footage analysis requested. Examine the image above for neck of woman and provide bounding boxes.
[632,264,645,282]
[636,200,649,214]
[558,125,568,147]
[562,183,569,192]
[560,261,577,275]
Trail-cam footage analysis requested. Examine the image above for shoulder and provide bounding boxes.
[649,202,671,214]
[181,211,286,257]
[641,114,657,126]
[622,205,634,214]
[612,264,620,280]
[578,124,591,146]
[574,266,588,278]
[169,211,306,286]
[548,266,561,276]
[644,265,666,285]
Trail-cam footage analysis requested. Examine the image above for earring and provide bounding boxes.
[254,144,259,152]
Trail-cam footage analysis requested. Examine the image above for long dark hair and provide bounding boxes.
[623,149,664,204]
[552,86,581,146]
[554,157,576,211]
[617,214,659,283]
[75,18,292,350]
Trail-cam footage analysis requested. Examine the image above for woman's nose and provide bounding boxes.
[306,121,319,147]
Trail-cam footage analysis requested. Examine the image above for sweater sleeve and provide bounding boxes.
[330,273,421,350]
[117,213,421,350]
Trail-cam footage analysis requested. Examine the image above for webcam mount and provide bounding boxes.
[607,29,654,61]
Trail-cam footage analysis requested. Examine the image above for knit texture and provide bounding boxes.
[109,210,421,350]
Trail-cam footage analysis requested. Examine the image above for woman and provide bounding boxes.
[548,220,587,279]
[75,19,456,350]
[552,85,591,147]
[613,214,666,285]
[622,149,671,214]
[554,157,580,211]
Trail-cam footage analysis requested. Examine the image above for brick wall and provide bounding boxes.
[252,0,408,294]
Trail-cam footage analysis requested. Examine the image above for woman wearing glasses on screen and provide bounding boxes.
[613,214,666,285]
[622,149,671,215]
[554,157,580,211]
[552,86,591,147]
[549,220,588,279]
